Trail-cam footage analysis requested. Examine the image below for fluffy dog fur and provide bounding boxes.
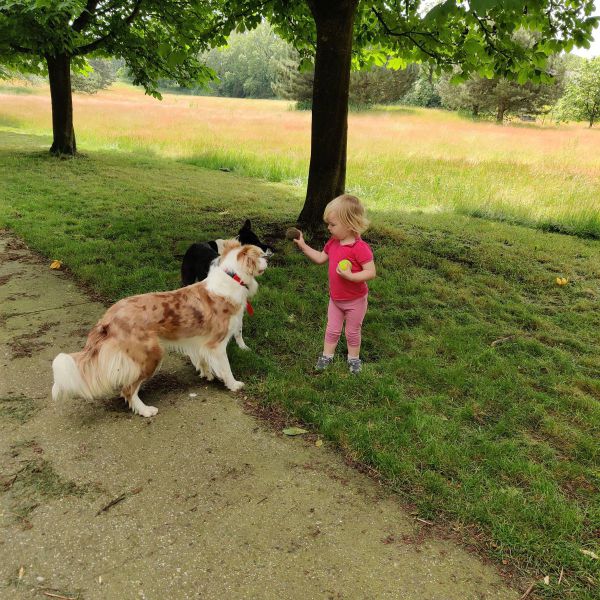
[180,219,273,351]
[181,219,273,287]
[52,242,267,417]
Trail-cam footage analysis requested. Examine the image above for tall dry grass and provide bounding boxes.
[1,82,599,236]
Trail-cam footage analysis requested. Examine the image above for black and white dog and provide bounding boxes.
[180,220,273,350]
[181,220,273,286]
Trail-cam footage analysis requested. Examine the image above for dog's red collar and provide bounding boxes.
[226,271,254,316]
[229,272,247,288]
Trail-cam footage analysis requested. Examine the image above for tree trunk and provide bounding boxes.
[589,109,596,128]
[297,0,358,230]
[47,53,77,156]
[496,104,506,124]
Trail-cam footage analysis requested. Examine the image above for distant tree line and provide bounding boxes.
[14,21,600,127]
[162,22,600,126]
[160,22,418,108]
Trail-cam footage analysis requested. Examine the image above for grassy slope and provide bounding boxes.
[1,83,600,238]
[0,130,599,599]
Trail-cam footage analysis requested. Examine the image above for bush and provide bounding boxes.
[71,58,117,94]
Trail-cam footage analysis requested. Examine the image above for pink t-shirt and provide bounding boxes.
[324,237,373,300]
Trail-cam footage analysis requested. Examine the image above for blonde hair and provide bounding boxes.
[323,194,369,235]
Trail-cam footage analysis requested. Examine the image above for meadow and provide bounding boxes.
[1,81,600,237]
[1,84,599,598]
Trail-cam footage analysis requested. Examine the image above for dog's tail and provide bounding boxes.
[52,324,141,401]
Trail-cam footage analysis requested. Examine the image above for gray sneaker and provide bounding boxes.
[347,357,362,374]
[315,354,334,371]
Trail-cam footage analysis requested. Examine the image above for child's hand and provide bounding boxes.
[292,230,305,248]
[336,264,356,280]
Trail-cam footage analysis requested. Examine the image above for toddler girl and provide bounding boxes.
[294,194,375,374]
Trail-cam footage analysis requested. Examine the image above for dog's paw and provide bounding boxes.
[228,381,245,392]
[237,342,250,351]
[139,405,158,418]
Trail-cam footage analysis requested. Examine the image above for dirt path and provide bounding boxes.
[0,231,518,600]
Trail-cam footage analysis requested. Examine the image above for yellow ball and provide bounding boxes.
[338,259,351,271]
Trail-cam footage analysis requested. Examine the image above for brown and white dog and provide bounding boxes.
[51,241,267,417]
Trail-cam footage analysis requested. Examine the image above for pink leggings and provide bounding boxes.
[325,295,368,348]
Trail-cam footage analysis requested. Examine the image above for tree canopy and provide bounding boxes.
[0,0,221,94]
[256,1,598,83]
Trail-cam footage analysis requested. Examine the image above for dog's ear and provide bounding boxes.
[241,219,251,231]
[237,245,261,276]
[220,238,241,260]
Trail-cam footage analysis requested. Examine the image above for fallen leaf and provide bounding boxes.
[18,566,24,579]
[580,549,599,560]
[283,427,308,436]
[218,210,230,215]
[50,260,62,270]
[189,393,197,398]
[315,439,323,447]
[543,575,550,585]
[98,576,102,584]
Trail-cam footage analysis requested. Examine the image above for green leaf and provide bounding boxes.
[387,57,407,70]
[532,53,547,69]
[158,43,171,59]
[517,69,529,85]
[167,50,188,68]
[462,38,484,57]
[480,64,495,79]
[470,0,498,13]
[450,71,469,84]
[424,0,453,21]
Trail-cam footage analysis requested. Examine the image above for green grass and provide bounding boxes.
[2,437,89,528]
[0,130,599,598]
[0,395,39,424]
[1,83,599,239]
[7,458,86,520]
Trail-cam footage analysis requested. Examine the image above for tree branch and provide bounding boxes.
[371,7,453,64]
[472,12,512,62]
[72,0,100,33]
[10,43,34,54]
[73,0,144,55]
